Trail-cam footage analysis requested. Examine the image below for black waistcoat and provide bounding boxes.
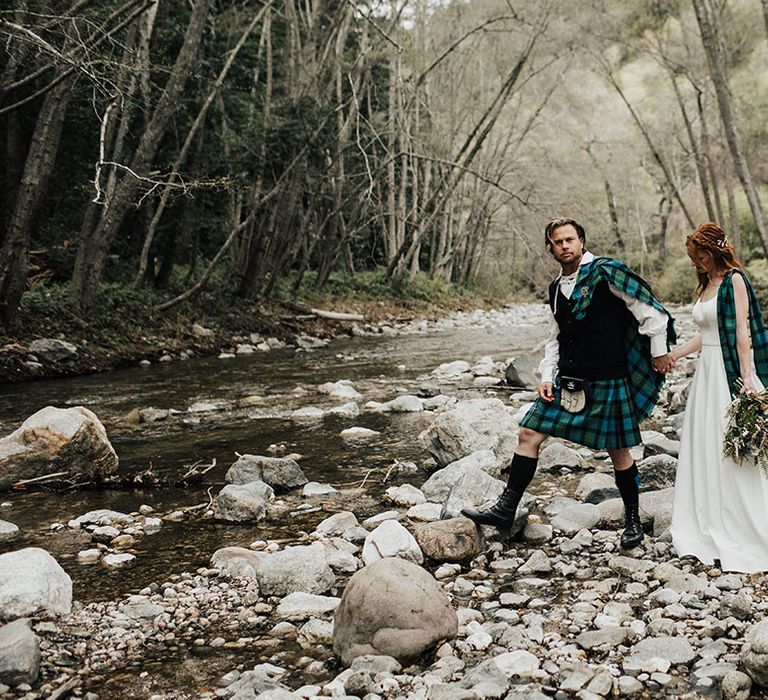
[549,278,629,380]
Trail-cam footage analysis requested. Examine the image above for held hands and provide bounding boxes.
[651,353,676,374]
[538,381,555,402]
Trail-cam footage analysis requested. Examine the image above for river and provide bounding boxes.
[0,305,550,604]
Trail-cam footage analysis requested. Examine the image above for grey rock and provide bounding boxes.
[333,558,457,666]
[576,626,631,650]
[720,592,752,621]
[641,430,680,458]
[0,548,72,621]
[418,398,518,468]
[214,481,274,522]
[210,547,266,578]
[538,442,584,471]
[617,676,643,695]
[225,454,307,491]
[71,509,134,527]
[255,543,335,596]
[637,454,678,491]
[28,338,78,362]
[0,406,118,490]
[414,518,483,563]
[575,472,615,500]
[0,619,40,685]
[0,521,19,543]
[721,670,752,700]
[315,512,361,539]
[441,471,505,519]
[122,603,164,620]
[627,636,695,665]
[551,503,600,534]
[558,664,595,693]
[504,360,525,387]
[583,486,620,504]
[522,522,553,544]
[274,592,340,620]
[742,619,768,686]
[362,520,423,565]
[421,451,500,501]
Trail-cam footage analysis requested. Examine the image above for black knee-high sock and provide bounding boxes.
[506,453,538,493]
[614,463,640,507]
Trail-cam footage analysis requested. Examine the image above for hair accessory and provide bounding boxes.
[717,236,728,248]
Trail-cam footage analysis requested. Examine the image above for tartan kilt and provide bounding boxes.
[519,376,642,449]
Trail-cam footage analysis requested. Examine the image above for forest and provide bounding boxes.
[1,0,767,336]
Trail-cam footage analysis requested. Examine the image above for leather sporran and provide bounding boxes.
[560,376,588,414]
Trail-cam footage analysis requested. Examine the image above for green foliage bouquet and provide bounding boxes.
[723,385,768,475]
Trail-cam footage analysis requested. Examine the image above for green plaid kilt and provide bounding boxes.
[519,376,642,449]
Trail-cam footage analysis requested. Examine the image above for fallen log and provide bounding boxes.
[283,301,364,321]
[309,307,364,321]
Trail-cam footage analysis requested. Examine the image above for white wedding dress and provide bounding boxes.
[671,295,768,572]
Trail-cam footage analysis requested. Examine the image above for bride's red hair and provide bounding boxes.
[686,222,743,296]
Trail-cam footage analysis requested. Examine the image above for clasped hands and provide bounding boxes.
[652,353,675,374]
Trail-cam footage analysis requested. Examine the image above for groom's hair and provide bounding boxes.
[544,217,586,251]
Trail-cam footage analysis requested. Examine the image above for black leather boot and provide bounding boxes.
[461,488,523,529]
[620,502,643,549]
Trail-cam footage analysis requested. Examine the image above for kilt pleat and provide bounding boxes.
[519,376,642,449]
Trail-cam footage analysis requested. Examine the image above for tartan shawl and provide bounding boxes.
[716,268,768,397]
[567,256,676,421]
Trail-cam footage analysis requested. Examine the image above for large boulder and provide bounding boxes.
[419,398,518,468]
[254,543,335,596]
[333,557,457,666]
[0,619,40,685]
[28,338,78,362]
[0,406,118,490]
[214,481,273,522]
[0,548,72,620]
[440,471,504,518]
[420,450,500,501]
[225,454,307,491]
[414,518,483,562]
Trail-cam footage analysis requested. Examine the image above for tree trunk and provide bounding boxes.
[692,0,768,254]
[135,2,270,285]
[604,179,625,252]
[70,0,213,310]
[695,85,725,225]
[723,162,741,259]
[0,72,74,327]
[669,71,715,220]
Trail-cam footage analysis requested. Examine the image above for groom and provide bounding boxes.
[463,218,675,549]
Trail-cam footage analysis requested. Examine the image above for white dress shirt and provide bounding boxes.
[538,251,669,383]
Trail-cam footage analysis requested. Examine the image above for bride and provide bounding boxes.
[670,222,768,572]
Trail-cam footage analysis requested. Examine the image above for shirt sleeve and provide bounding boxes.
[609,283,669,357]
[537,311,559,382]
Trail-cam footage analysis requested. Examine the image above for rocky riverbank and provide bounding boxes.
[3,303,767,699]
[0,297,498,384]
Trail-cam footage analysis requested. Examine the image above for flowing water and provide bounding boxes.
[0,307,550,604]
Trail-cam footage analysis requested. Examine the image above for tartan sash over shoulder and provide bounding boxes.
[716,269,768,397]
[567,256,676,421]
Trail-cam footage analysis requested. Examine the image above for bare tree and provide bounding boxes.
[691,0,768,253]
[69,0,214,310]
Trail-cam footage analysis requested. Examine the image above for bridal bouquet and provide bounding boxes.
[723,386,768,475]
